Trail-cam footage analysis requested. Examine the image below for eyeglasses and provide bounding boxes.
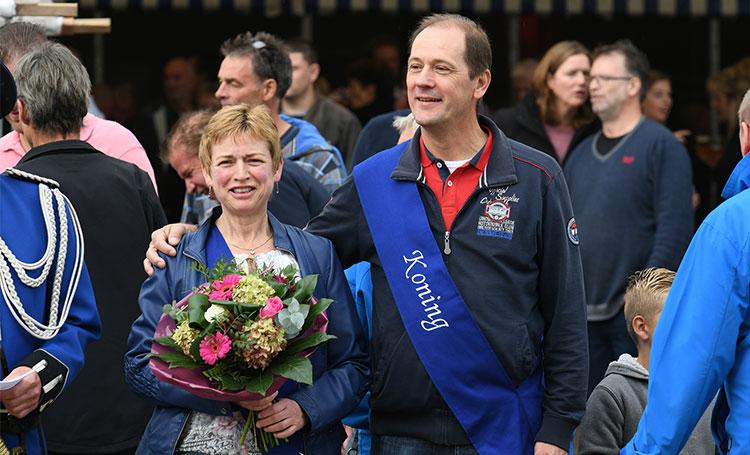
[588,75,633,85]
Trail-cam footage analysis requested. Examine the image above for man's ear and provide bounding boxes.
[309,63,321,84]
[17,99,31,126]
[629,77,642,99]
[474,69,491,101]
[261,78,278,103]
[740,120,750,156]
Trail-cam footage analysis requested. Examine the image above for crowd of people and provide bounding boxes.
[1,11,750,455]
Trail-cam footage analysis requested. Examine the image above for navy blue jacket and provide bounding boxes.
[124,211,370,455]
[308,115,588,450]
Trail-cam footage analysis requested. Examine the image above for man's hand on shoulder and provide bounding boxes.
[534,441,568,455]
[143,223,198,276]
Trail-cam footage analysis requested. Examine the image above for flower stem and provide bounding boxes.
[239,411,253,446]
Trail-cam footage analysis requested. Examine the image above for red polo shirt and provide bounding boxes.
[419,128,493,229]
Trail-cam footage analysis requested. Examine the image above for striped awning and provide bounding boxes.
[76,0,750,16]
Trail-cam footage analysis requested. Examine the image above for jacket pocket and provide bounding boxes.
[482,322,536,388]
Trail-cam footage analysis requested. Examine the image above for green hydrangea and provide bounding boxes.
[232,274,275,305]
[238,318,287,369]
[172,320,199,356]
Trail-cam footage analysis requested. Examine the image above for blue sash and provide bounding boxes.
[353,145,543,455]
[206,224,303,455]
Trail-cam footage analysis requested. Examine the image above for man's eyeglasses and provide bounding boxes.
[588,75,633,85]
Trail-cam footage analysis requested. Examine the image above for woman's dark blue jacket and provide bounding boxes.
[124,211,370,455]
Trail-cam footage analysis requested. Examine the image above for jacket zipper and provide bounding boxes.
[415,179,496,257]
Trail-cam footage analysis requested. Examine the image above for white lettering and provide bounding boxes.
[421,319,449,331]
[402,250,449,332]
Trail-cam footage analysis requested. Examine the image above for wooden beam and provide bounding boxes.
[15,2,78,17]
[62,17,111,34]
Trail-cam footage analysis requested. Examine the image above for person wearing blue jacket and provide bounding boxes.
[0,167,101,454]
[125,104,369,455]
[621,89,750,455]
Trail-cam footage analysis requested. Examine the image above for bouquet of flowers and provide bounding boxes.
[148,258,336,450]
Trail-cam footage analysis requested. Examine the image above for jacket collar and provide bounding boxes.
[182,206,294,265]
[390,114,518,189]
[19,139,98,165]
[721,151,750,199]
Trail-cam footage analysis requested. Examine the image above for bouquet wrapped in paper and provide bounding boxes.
[148,258,335,449]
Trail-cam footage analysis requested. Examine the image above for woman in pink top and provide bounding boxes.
[493,41,598,164]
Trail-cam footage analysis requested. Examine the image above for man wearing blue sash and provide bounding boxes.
[144,13,589,455]
[307,14,588,455]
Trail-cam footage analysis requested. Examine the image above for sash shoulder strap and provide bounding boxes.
[353,145,541,455]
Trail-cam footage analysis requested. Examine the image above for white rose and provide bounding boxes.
[205,304,226,323]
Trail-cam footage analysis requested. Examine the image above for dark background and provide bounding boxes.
[57,9,748,137]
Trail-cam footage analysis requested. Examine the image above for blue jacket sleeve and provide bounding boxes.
[535,169,589,449]
[289,240,370,433]
[645,137,693,269]
[622,216,748,454]
[124,254,224,414]
[341,262,373,430]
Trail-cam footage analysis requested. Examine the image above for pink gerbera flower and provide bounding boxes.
[199,332,232,365]
[209,274,242,301]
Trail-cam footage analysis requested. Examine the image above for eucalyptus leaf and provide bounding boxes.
[290,312,305,329]
[271,356,313,385]
[245,370,275,395]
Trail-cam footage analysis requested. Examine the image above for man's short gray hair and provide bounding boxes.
[0,22,47,68]
[739,89,750,125]
[15,42,90,136]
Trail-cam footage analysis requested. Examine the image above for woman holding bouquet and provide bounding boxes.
[125,105,369,455]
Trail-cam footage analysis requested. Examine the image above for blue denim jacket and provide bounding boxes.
[124,210,370,455]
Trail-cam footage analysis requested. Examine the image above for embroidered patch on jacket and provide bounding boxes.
[477,187,518,239]
[567,217,579,245]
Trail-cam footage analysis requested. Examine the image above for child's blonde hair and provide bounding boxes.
[624,267,675,343]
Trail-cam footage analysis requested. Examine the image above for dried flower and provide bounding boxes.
[232,274,275,305]
[172,320,199,355]
[238,318,286,369]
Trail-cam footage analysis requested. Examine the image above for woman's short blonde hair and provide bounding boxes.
[198,104,282,172]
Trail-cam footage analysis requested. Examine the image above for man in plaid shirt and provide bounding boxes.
[215,31,346,193]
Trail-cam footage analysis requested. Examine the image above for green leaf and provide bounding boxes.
[217,373,249,391]
[271,356,313,385]
[300,298,333,334]
[147,352,203,368]
[292,275,318,303]
[285,332,337,355]
[268,280,289,297]
[189,336,204,363]
[187,293,210,329]
[245,370,275,395]
[153,336,181,351]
